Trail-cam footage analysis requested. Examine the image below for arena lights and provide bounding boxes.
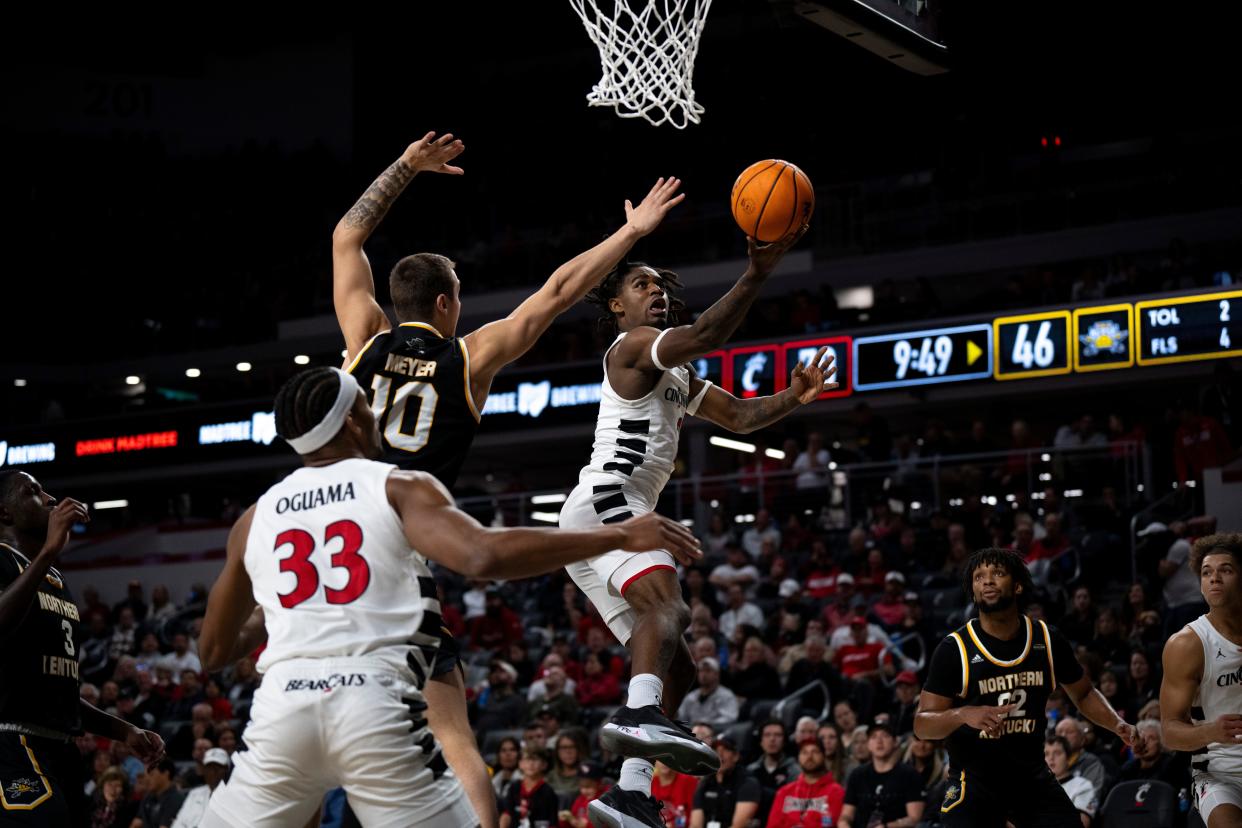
[125,376,141,386]
[530,512,560,523]
[185,368,201,378]
[1064,489,1084,498]
[93,499,129,510]
[530,493,568,505]
[679,518,695,527]
[709,436,756,453]
[765,448,786,460]
[14,379,26,387]
[910,501,922,510]
[236,362,252,373]
[294,355,311,365]
[734,514,756,523]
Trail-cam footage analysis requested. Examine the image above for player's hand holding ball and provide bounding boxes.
[401,131,465,175]
[790,345,839,404]
[617,512,702,565]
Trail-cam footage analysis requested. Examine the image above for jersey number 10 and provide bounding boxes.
[274,520,370,609]
[370,376,439,454]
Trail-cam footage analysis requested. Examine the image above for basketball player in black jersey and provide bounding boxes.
[327,132,685,827]
[915,548,1135,827]
[0,471,164,827]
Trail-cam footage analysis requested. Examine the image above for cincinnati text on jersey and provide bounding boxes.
[384,353,437,378]
[274,482,357,514]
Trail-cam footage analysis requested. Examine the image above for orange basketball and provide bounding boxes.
[730,160,814,243]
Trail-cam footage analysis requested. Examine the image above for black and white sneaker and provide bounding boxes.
[598,705,720,775]
[588,786,665,828]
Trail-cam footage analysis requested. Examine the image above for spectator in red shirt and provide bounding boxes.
[583,626,625,678]
[560,763,609,828]
[652,760,698,828]
[1173,402,1234,484]
[575,651,621,707]
[821,574,857,631]
[766,738,845,828]
[803,541,842,601]
[869,572,908,630]
[1027,513,1069,562]
[469,588,524,652]
[832,615,892,682]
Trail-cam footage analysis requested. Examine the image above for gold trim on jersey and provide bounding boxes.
[966,616,1032,668]
[457,338,482,423]
[0,736,53,811]
[346,329,390,374]
[949,632,970,698]
[0,543,63,589]
[398,321,446,338]
[940,771,967,813]
[1038,619,1056,688]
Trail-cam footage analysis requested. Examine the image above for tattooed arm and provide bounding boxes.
[331,132,465,362]
[690,347,836,434]
[611,225,808,374]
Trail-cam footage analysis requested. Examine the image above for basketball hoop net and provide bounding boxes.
[567,0,714,129]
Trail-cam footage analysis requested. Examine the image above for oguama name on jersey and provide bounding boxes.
[275,482,357,514]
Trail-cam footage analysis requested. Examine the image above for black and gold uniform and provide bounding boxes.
[348,321,481,678]
[923,615,1085,828]
[0,543,89,826]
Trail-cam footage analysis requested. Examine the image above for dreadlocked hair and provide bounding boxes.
[584,258,685,335]
[274,367,345,442]
[961,547,1034,609]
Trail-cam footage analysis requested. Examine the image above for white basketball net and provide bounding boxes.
[568,0,713,129]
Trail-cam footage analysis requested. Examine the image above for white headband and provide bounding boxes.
[285,369,362,455]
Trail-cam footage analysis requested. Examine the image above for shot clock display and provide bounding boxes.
[781,336,852,399]
[853,324,993,391]
[1136,290,1242,366]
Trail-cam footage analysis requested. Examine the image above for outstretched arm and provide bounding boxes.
[463,177,685,393]
[690,347,836,434]
[386,471,701,579]
[612,226,807,372]
[200,507,259,672]
[332,132,465,361]
[1062,674,1136,747]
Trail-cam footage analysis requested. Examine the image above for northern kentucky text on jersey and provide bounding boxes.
[977,670,1046,695]
[275,482,357,514]
[384,353,437,378]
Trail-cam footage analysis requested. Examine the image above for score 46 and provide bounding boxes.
[1011,321,1057,369]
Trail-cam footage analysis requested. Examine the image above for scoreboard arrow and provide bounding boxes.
[966,340,983,366]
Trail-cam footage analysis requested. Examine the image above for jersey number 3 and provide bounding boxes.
[274,520,370,608]
[370,375,438,454]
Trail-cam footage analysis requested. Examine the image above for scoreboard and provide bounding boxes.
[4,288,1240,478]
[854,325,991,391]
[1135,291,1242,366]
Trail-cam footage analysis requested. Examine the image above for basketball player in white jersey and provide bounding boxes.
[559,228,837,828]
[1162,533,1242,827]
[197,367,701,828]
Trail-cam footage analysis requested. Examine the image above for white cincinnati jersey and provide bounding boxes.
[577,330,710,506]
[1189,614,1242,773]
[246,458,441,684]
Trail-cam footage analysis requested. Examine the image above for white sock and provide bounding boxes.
[627,673,663,709]
[619,757,655,793]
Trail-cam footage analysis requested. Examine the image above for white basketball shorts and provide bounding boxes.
[1193,769,1242,824]
[559,480,676,646]
[202,657,474,828]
